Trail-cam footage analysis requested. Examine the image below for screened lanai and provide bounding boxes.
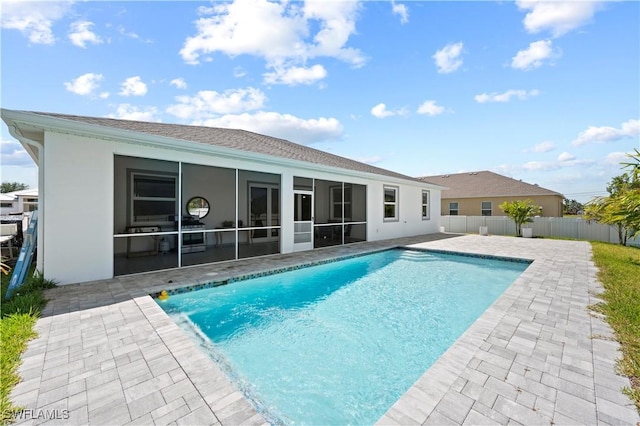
[113,155,367,276]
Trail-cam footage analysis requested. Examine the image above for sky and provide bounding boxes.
[1,0,638,204]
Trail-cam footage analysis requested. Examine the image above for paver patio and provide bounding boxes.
[8,234,640,425]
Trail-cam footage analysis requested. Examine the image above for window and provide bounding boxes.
[421,190,430,220]
[330,185,352,221]
[449,202,459,216]
[481,201,492,216]
[383,186,398,221]
[130,172,177,224]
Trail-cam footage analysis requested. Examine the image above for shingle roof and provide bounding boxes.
[418,171,563,198]
[24,111,424,182]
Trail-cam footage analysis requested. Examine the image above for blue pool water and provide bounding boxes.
[159,249,529,425]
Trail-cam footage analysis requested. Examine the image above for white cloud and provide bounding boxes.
[604,151,631,167]
[64,73,104,96]
[263,64,327,86]
[474,89,540,103]
[525,141,555,153]
[119,76,148,97]
[170,78,188,90]
[167,87,267,119]
[416,100,445,116]
[68,20,103,48]
[516,0,604,37]
[391,1,408,24]
[521,161,554,171]
[199,111,343,145]
[106,104,161,122]
[233,67,247,78]
[179,0,364,79]
[521,156,594,171]
[558,152,575,162]
[371,103,393,118]
[0,137,33,167]
[433,42,464,74]
[117,26,140,40]
[0,1,72,44]
[371,103,407,119]
[572,119,640,146]
[354,155,383,164]
[512,40,559,70]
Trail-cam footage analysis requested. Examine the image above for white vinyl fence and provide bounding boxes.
[439,215,640,246]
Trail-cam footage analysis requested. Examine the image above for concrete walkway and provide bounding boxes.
[8,234,639,425]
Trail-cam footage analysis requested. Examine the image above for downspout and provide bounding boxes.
[7,125,45,274]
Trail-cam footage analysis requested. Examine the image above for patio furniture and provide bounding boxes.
[0,223,18,259]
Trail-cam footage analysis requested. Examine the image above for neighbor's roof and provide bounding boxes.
[418,171,563,198]
[5,109,431,184]
[5,188,38,198]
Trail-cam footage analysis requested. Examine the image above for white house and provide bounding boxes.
[1,109,444,285]
[0,188,38,215]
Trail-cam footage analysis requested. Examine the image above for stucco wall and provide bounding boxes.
[44,132,114,284]
[440,195,563,217]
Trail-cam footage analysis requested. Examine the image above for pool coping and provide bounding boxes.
[9,234,640,425]
[376,246,539,424]
[377,236,639,425]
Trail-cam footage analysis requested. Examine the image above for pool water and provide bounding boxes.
[159,249,529,425]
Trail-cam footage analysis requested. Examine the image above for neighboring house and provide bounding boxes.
[1,109,445,285]
[418,171,564,217]
[0,188,38,215]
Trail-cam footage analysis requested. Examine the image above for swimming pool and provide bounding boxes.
[158,248,529,425]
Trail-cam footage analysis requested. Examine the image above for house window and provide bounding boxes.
[330,185,352,221]
[130,172,177,224]
[421,190,430,220]
[481,201,492,216]
[383,186,398,221]
[1,202,12,208]
[449,202,459,216]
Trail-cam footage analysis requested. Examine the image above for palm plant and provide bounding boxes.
[499,199,542,237]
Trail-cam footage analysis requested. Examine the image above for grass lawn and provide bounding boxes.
[590,241,640,412]
[0,266,55,425]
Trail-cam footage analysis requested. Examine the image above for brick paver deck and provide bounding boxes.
[8,234,639,425]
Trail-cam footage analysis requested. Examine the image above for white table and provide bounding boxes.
[0,235,16,259]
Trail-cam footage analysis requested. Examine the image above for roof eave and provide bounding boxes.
[2,109,440,187]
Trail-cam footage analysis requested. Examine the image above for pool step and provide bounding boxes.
[398,250,435,262]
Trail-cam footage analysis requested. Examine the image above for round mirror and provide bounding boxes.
[186,197,210,219]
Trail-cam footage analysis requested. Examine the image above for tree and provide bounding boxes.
[584,150,640,244]
[584,195,634,245]
[563,199,584,215]
[616,149,640,239]
[499,199,542,237]
[621,148,640,180]
[0,182,28,193]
